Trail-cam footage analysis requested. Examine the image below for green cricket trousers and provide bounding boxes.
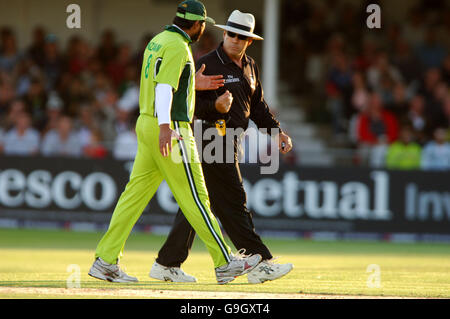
[95,114,232,268]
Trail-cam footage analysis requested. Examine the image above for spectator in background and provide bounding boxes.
[84,56,104,89]
[0,78,15,119]
[41,91,63,136]
[415,27,447,69]
[82,129,108,159]
[3,111,40,156]
[41,115,82,157]
[4,99,27,130]
[348,72,369,144]
[113,105,132,136]
[117,63,139,112]
[357,92,399,145]
[106,43,132,88]
[326,52,354,136]
[406,94,428,144]
[353,37,378,73]
[97,29,118,68]
[421,127,450,171]
[65,36,91,76]
[60,75,90,116]
[24,77,48,130]
[27,26,46,67]
[113,122,137,160]
[351,72,369,113]
[14,57,37,97]
[386,125,422,170]
[75,103,98,150]
[0,28,21,73]
[419,67,441,103]
[41,34,64,91]
[96,86,119,141]
[366,51,403,97]
[388,82,409,117]
[392,37,423,86]
[426,81,449,130]
[356,92,399,166]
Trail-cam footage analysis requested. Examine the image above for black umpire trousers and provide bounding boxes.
[156,158,273,267]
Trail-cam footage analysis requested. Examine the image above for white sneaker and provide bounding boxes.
[215,249,262,285]
[149,262,197,283]
[88,257,138,283]
[247,259,293,284]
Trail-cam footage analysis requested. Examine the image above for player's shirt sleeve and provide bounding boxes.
[154,43,187,91]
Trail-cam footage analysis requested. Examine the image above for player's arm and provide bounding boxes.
[154,45,185,157]
[249,63,292,154]
[155,83,182,157]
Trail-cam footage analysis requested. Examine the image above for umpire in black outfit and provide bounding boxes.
[151,10,294,284]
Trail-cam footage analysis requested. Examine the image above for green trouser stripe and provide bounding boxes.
[174,121,231,263]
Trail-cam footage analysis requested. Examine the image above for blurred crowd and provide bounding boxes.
[0,27,153,160]
[1,0,449,170]
[282,0,450,170]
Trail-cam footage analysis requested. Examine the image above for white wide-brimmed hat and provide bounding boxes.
[214,10,264,40]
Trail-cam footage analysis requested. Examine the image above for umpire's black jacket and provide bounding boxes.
[194,42,281,135]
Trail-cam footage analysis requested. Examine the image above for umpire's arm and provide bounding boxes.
[249,64,281,134]
[250,64,292,153]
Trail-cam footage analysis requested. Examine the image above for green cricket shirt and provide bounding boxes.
[139,25,196,122]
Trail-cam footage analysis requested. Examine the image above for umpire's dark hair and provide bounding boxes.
[172,16,197,30]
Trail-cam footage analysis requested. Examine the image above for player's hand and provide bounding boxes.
[195,64,224,91]
[159,124,182,157]
[278,132,292,154]
[215,90,233,113]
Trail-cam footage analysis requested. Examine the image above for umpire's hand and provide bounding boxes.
[279,131,293,154]
[159,124,183,157]
[215,90,233,113]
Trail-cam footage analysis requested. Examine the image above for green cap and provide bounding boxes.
[176,0,215,24]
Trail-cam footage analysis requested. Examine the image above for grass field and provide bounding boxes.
[0,228,449,299]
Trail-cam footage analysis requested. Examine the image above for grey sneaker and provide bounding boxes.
[215,249,262,285]
[149,262,197,283]
[88,257,138,283]
[247,259,293,284]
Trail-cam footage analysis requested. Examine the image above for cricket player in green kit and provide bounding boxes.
[88,0,261,285]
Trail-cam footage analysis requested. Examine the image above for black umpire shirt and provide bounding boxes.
[194,42,281,134]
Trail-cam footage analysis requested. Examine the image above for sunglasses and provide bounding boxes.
[227,31,249,41]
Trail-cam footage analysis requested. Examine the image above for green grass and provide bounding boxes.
[0,228,450,298]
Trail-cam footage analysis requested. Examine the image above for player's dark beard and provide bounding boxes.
[191,27,203,43]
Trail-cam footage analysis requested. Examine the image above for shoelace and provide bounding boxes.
[262,257,279,266]
[115,263,128,276]
[164,266,190,277]
[233,248,251,260]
